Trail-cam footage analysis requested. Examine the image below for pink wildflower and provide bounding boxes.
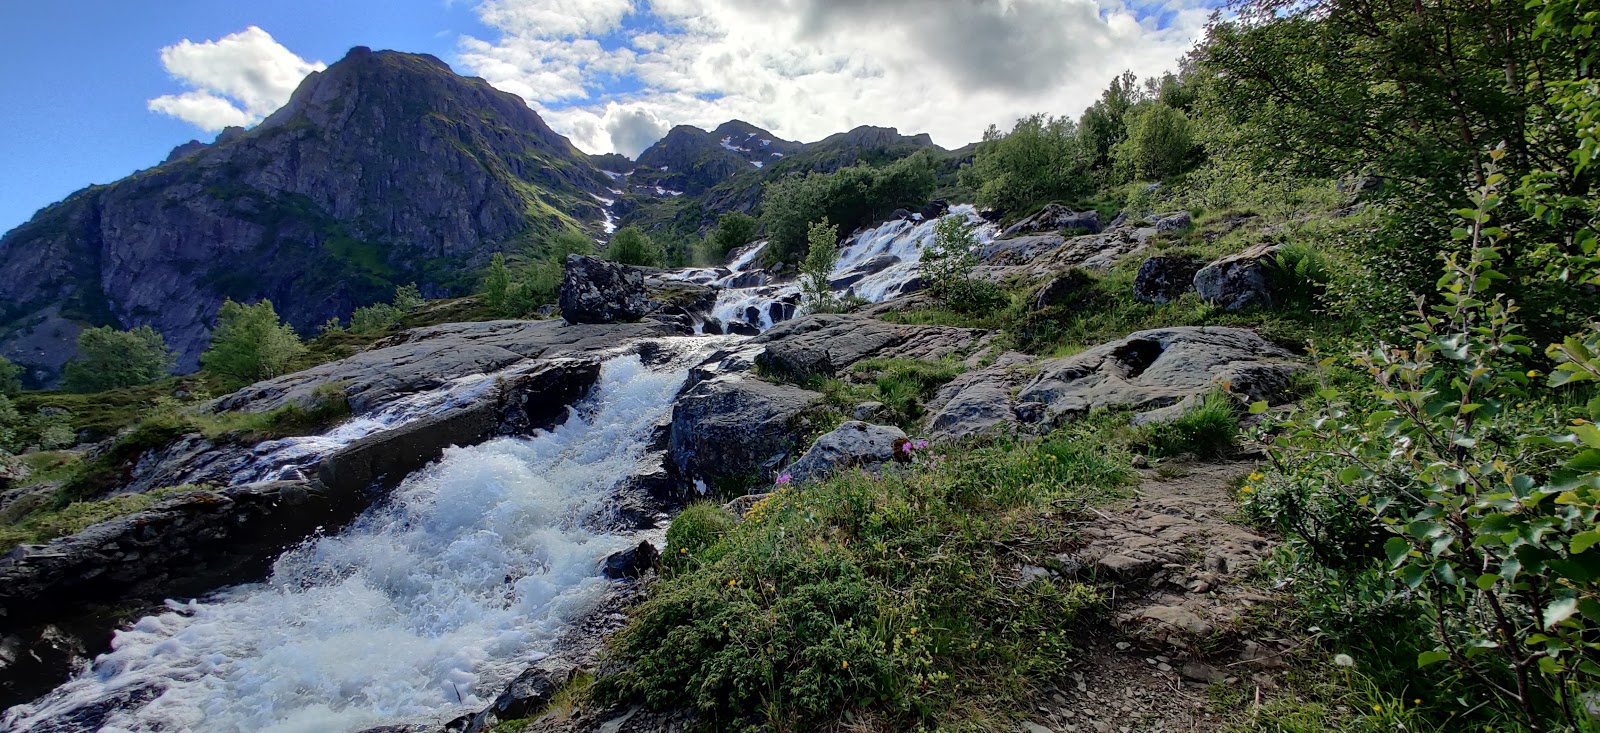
[776,473,793,486]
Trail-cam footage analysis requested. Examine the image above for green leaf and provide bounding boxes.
[1386,537,1411,570]
[1576,424,1600,449]
[1572,529,1600,554]
[1475,573,1499,590]
[1249,400,1269,415]
[1401,563,1429,589]
[1417,650,1451,668]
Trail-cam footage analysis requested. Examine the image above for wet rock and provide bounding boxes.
[921,199,951,220]
[669,375,821,486]
[752,314,985,379]
[1193,242,1280,311]
[560,255,652,324]
[891,208,915,220]
[702,317,724,335]
[786,421,907,485]
[1132,255,1204,304]
[603,540,661,579]
[979,208,1004,223]
[851,401,886,421]
[725,319,761,336]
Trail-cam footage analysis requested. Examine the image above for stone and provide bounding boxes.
[725,319,761,336]
[669,375,821,486]
[926,328,1300,441]
[1033,270,1093,311]
[1131,256,1204,304]
[851,401,886,421]
[603,540,660,579]
[1193,242,1281,311]
[892,208,915,220]
[1096,553,1159,581]
[1180,661,1225,684]
[921,199,952,220]
[1003,203,1102,237]
[1139,605,1213,636]
[560,255,652,324]
[752,314,985,379]
[702,317,724,335]
[1154,211,1192,232]
[786,421,908,485]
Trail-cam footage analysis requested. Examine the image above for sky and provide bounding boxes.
[0,0,1217,234]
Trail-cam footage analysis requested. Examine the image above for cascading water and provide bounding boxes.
[677,205,998,332]
[3,341,717,733]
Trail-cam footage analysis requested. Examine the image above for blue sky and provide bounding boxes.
[0,0,490,233]
[0,0,1213,236]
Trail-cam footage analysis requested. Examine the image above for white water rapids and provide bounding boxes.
[5,207,997,732]
[3,345,714,733]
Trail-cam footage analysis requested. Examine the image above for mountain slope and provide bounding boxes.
[0,47,610,384]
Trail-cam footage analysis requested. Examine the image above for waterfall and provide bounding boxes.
[688,206,998,332]
[3,343,712,733]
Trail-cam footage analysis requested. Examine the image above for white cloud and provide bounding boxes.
[458,0,1212,156]
[148,26,325,132]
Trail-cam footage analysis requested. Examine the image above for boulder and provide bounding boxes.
[669,375,821,486]
[752,314,985,379]
[1155,211,1192,233]
[1032,270,1093,311]
[725,319,761,336]
[921,199,951,220]
[926,328,1300,440]
[559,255,652,324]
[702,317,725,335]
[891,208,915,221]
[603,540,661,579]
[786,422,908,485]
[1002,203,1102,237]
[1132,255,1205,304]
[979,208,1004,223]
[1194,242,1280,311]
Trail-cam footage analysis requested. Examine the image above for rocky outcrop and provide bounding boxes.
[1194,243,1281,311]
[1154,211,1193,232]
[751,314,988,379]
[1033,270,1094,311]
[669,375,821,487]
[0,48,612,385]
[786,421,907,485]
[981,222,1159,279]
[925,328,1300,440]
[1132,255,1204,304]
[560,256,652,324]
[1002,203,1103,237]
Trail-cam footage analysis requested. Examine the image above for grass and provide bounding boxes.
[597,422,1138,732]
[1132,390,1242,459]
[0,484,210,552]
[812,357,968,431]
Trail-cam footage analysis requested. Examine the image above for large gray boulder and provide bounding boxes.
[1002,203,1102,237]
[669,375,821,488]
[787,421,907,485]
[1194,243,1280,311]
[1132,255,1204,304]
[926,328,1300,441]
[752,314,987,379]
[560,255,652,324]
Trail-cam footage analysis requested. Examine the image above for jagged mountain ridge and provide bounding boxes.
[0,47,612,383]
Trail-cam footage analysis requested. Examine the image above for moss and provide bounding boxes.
[0,484,210,552]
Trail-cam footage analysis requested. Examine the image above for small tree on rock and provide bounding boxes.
[800,219,842,314]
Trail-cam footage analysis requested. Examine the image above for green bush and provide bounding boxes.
[962,113,1091,213]
[1111,102,1195,181]
[1134,389,1240,459]
[606,226,663,267]
[61,325,176,393]
[663,502,737,574]
[601,431,1127,730]
[920,216,1006,313]
[200,299,307,388]
[349,302,402,334]
[705,211,759,262]
[761,153,935,263]
[799,220,843,314]
[0,356,22,396]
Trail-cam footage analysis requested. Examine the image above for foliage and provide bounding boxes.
[350,282,430,334]
[600,429,1134,731]
[1112,102,1196,181]
[760,152,936,263]
[813,358,968,431]
[1266,240,1334,311]
[663,502,738,574]
[200,299,308,388]
[392,282,424,312]
[920,216,1005,313]
[963,113,1090,213]
[799,219,844,314]
[1253,171,1600,729]
[0,356,21,396]
[705,211,759,262]
[1134,389,1241,459]
[60,325,176,393]
[606,226,664,267]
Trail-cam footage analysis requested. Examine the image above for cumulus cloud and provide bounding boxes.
[458,0,1212,156]
[148,26,325,132]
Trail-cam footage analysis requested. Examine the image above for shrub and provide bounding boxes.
[663,502,737,574]
[705,211,759,262]
[799,219,843,313]
[1111,102,1195,181]
[962,113,1091,213]
[761,153,935,263]
[200,299,307,387]
[392,283,424,312]
[921,216,1006,313]
[61,326,176,393]
[1267,240,1333,311]
[606,226,663,267]
[481,253,514,313]
[0,356,21,396]
[1134,389,1240,459]
[348,302,401,334]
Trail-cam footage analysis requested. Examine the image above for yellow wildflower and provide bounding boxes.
[729,579,738,586]
[842,661,849,670]
[1248,472,1264,481]
[1240,486,1254,494]
[1527,370,1541,378]
[909,628,919,635]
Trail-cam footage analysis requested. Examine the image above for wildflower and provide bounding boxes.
[729,579,738,586]
[1527,370,1541,378]
[1333,653,1354,667]
[1373,704,1382,713]
[680,548,687,554]
[1240,486,1254,494]
[1248,472,1264,481]
[842,661,849,670]
[909,628,919,635]
[913,439,929,450]
[776,473,793,486]
[1413,699,1421,706]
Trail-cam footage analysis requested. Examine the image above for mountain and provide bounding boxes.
[0,47,611,385]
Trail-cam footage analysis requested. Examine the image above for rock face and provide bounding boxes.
[1194,243,1281,311]
[926,328,1300,440]
[0,47,612,385]
[1132,255,1205,304]
[632,121,804,195]
[786,421,907,485]
[560,256,652,324]
[669,375,821,487]
[752,314,987,379]
[1002,203,1103,237]
[1033,270,1094,311]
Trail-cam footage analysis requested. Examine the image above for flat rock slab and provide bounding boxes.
[752,313,989,379]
